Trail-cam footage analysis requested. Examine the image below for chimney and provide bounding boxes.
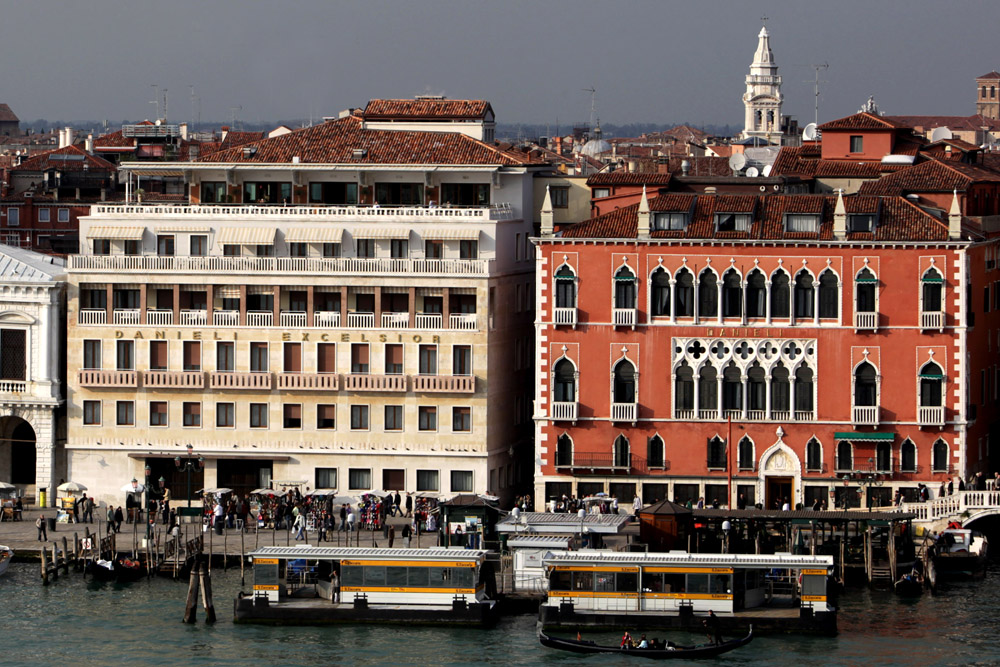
[833,189,847,240]
[85,134,94,153]
[540,185,554,236]
[179,122,188,141]
[949,189,963,240]
[221,126,229,143]
[64,126,73,147]
[57,129,65,148]
[637,186,651,238]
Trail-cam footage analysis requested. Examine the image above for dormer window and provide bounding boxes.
[653,212,688,231]
[785,214,820,233]
[715,213,751,232]
[242,146,258,158]
[850,136,864,153]
[849,214,875,233]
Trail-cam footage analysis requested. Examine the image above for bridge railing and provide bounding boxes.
[897,489,1000,522]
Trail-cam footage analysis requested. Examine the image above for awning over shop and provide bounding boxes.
[284,227,344,243]
[216,227,276,245]
[834,432,895,441]
[86,226,145,240]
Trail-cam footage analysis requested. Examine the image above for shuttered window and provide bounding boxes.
[183,402,201,427]
[283,404,302,429]
[250,342,268,372]
[385,344,403,374]
[0,330,25,380]
[318,343,336,373]
[284,343,302,373]
[183,341,201,372]
[317,404,336,430]
[149,340,168,371]
[351,344,369,374]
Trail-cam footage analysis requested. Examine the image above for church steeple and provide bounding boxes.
[742,24,784,144]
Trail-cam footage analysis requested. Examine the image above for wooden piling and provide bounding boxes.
[200,562,217,624]
[223,525,228,571]
[183,557,200,624]
[61,537,70,573]
[49,544,58,581]
[240,524,246,586]
[41,545,48,585]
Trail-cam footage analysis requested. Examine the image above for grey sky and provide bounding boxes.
[3,0,998,130]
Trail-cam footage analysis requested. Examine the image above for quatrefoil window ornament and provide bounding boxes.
[687,340,707,359]
[783,342,802,358]
[710,341,730,359]
[735,341,752,359]
[759,341,778,359]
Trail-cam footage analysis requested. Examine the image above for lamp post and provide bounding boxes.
[174,444,205,510]
[722,519,732,554]
[144,464,151,541]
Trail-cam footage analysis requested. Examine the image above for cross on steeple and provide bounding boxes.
[761,14,769,26]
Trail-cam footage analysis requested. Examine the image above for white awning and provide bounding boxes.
[216,227,276,245]
[351,227,409,240]
[284,227,344,243]
[86,226,145,240]
[217,286,241,298]
[154,226,212,233]
[246,285,274,295]
[423,228,482,240]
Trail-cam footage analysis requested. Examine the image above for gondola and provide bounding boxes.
[894,564,924,596]
[538,626,753,659]
[113,557,147,583]
[85,559,116,582]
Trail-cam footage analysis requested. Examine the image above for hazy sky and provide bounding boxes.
[4,0,999,130]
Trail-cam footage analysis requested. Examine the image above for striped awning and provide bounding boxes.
[246,285,274,295]
[217,227,276,245]
[217,286,241,298]
[352,227,409,240]
[417,287,443,296]
[155,226,212,233]
[834,432,894,441]
[284,227,344,243]
[423,228,481,240]
[86,226,145,240]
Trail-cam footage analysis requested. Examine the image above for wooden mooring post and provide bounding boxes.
[182,552,217,624]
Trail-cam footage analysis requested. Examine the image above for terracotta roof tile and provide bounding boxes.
[587,171,672,186]
[0,104,19,123]
[858,159,1000,196]
[977,71,1000,80]
[812,161,884,178]
[885,114,1000,132]
[220,131,266,149]
[93,130,133,149]
[362,98,491,120]
[771,146,816,177]
[13,144,116,173]
[819,112,911,131]
[196,115,530,166]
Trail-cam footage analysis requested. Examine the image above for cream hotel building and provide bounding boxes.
[66,99,540,504]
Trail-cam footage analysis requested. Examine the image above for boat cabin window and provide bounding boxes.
[386,567,408,587]
[408,567,429,587]
[801,574,826,597]
[365,567,386,586]
[595,572,638,592]
[641,572,687,593]
[341,564,475,589]
[687,574,709,594]
[551,570,573,591]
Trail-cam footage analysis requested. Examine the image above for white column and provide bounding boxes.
[790,374,797,420]
[765,281,772,325]
[35,414,56,508]
[694,373,701,417]
[716,374,724,419]
[813,283,820,326]
[716,282,723,324]
[669,279,676,324]
[741,374,748,418]
[765,375,772,419]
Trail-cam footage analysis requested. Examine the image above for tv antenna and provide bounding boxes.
[149,84,159,120]
[805,63,829,127]
[583,86,597,134]
[162,88,168,121]
[230,105,243,130]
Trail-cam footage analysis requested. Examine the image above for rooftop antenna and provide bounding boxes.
[583,86,597,135]
[189,85,196,128]
[149,84,159,120]
[806,63,829,127]
[162,88,168,121]
[230,105,243,130]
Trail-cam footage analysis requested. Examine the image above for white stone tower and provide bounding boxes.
[741,25,783,144]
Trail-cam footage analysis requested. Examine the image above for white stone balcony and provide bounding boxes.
[344,374,408,392]
[411,374,475,393]
[146,309,173,326]
[0,380,27,393]
[551,401,578,421]
[674,408,695,419]
[280,311,307,328]
[611,402,637,422]
[723,409,742,420]
[854,311,877,331]
[79,309,107,325]
[113,309,140,325]
[921,311,944,330]
[553,307,577,327]
[381,312,410,329]
[771,410,790,421]
[247,311,273,327]
[918,405,945,427]
[180,310,207,326]
[449,313,477,330]
[213,310,239,326]
[613,307,636,327]
[794,410,815,421]
[89,202,515,222]
[276,373,341,391]
[78,370,138,388]
[313,311,341,327]
[142,370,205,389]
[746,410,766,421]
[415,313,443,329]
[698,409,717,420]
[347,312,375,328]
[208,371,272,390]
[852,405,880,426]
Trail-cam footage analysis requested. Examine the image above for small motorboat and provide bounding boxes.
[894,565,924,596]
[539,626,753,659]
[0,545,13,576]
[932,525,989,579]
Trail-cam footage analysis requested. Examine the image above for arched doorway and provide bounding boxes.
[0,416,36,493]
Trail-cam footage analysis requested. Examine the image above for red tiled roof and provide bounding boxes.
[196,115,530,166]
[362,98,492,120]
[0,104,18,123]
[884,114,1000,132]
[559,193,949,243]
[771,147,816,177]
[93,130,133,150]
[977,71,1000,80]
[220,130,266,149]
[819,112,911,131]
[587,171,672,186]
[667,156,732,177]
[813,161,884,178]
[13,144,116,173]
[858,159,1000,196]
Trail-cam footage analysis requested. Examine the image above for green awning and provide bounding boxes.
[855,277,878,283]
[614,276,636,281]
[919,374,945,379]
[834,432,895,441]
[921,277,944,283]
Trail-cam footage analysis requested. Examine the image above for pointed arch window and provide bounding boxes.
[836,441,853,471]
[650,268,671,316]
[555,434,573,467]
[875,441,892,472]
[745,269,766,318]
[771,363,790,414]
[675,268,694,317]
[794,271,815,319]
[919,362,944,407]
[932,439,949,472]
[613,434,630,468]
[737,436,754,470]
[900,439,916,473]
[698,270,718,318]
[614,266,636,310]
[722,269,742,318]
[647,435,665,468]
[818,270,839,319]
[674,362,694,413]
[554,265,576,308]
[699,365,718,415]
[707,436,727,469]
[794,366,814,413]
[806,438,822,471]
[922,268,943,312]
[553,358,577,403]
[856,268,877,313]
[613,358,636,404]
[747,362,766,414]
[722,362,743,413]
[854,362,878,407]
[770,270,790,318]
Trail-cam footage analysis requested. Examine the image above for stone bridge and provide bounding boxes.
[897,490,1000,530]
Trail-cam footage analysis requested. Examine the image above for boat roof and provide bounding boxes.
[544,551,834,569]
[247,546,488,561]
[497,512,632,534]
[506,535,574,548]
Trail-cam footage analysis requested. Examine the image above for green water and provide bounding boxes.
[1,562,998,666]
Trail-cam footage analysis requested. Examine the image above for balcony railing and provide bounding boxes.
[722,409,742,420]
[854,311,877,331]
[0,380,27,393]
[208,371,272,390]
[852,405,880,426]
[921,311,944,330]
[247,311,273,327]
[313,311,341,328]
[746,410,766,421]
[347,312,375,328]
[411,374,475,393]
[674,408,695,419]
[550,401,578,421]
[794,410,815,421]
[555,453,662,476]
[415,313,443,329]
[771,410,790,421]
[213,310,239,326]
[79,309,107,325]
[180,309,207,326]
[276,373,341,390]
[90,202,515,221]
[344,374,408,392]
[69,254,495,277]
[698,409,717,420]
[381,312,409,329]
[78,370,138,387]
[142,370,204,388]
[146,309,173,326]
[113,309,140,325]
[449,313,477,330]
[611,402,637,422]
[553,307,577,327]
[918,405,945,427]
[280,311,307,328]
[613,307,636,327]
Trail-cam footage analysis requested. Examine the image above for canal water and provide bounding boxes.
[1,561,998,666]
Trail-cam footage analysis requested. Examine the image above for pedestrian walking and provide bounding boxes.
[402,522,412,548]
[107,505,115,534]
[36,514,47,541]
[405,493,413,518]
[393,491,402,517]
[388,524,395,549]
[293,513,305,541]
[114,506,124,532]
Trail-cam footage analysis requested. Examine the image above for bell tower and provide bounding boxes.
[976,71,1000,119]
[742,25,783,144]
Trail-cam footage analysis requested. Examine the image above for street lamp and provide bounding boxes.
[722,519,732,554]
[144,464,152,541]
[174,444,205,509]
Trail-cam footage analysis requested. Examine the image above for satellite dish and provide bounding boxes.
[746,166,760,178]
[929,126,953,142]
[762,164,773,177]
[728,153,747,172]
[802,123,818,141]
